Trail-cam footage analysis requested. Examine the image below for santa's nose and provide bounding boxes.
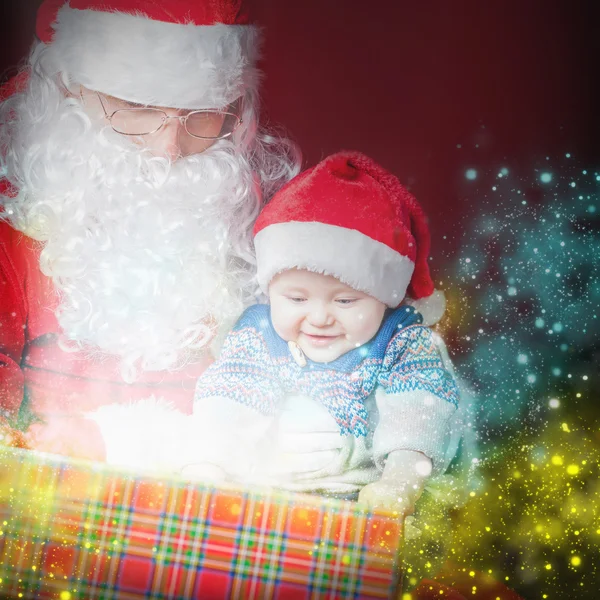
[153,117,184,161]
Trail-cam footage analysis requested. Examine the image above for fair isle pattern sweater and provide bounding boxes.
[195,305,459,436]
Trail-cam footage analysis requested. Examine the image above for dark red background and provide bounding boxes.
[1,0,597,256]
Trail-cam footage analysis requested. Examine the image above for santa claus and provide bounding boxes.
[0,0,299,460]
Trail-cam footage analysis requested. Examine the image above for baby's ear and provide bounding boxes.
[405,289,446,326]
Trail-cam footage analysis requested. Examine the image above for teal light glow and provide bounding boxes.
[448,159,599,434]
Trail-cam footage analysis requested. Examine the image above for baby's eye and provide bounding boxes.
[287,296,306,303]
[336,298,358,305]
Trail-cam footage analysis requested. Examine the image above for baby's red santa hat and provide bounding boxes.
[254,151,446,325]
[35,0,258,110]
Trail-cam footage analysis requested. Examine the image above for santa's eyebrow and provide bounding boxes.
[103,93,148,109]
[108,96,195,113]
[122,100,148,109]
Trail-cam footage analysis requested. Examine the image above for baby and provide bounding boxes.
[188,151,462,515]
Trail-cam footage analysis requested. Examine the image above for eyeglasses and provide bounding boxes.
[95,92,243,140]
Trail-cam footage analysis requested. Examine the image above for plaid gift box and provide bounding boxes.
[0,449,403,599]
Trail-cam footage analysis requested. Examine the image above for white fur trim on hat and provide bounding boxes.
[255,222,415,307]
[47,5,260,109]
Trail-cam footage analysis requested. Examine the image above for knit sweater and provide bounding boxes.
[192,304,461,494]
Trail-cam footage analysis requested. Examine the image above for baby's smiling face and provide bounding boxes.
[268,269,387,363]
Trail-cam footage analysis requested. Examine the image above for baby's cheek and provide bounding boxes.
[270,306,298,342]
[275,323,294,342]
[348,321,380,345]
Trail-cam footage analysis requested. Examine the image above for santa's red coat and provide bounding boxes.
[0,218,211,421]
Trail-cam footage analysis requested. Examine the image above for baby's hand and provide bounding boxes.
[358,477,425,515]
[358,449,432,515]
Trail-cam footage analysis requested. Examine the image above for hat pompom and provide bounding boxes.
[405,289,446,326]
[329,155,360,180]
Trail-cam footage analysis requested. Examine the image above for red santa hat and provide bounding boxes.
[35,0,258,110]
[253,151,446,325]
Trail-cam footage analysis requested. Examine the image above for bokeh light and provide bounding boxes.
[404,155,598,599]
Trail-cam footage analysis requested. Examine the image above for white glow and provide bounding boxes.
[415,460,433,477]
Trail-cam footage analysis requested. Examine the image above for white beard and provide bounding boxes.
[1,85,260,382]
